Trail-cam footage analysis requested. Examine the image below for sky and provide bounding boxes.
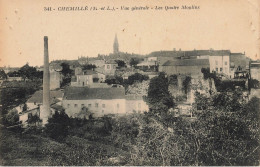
[0,0,259,67]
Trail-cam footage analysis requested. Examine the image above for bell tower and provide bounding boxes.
[113,34,119,54]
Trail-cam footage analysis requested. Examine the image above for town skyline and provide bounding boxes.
[0,0,259,67]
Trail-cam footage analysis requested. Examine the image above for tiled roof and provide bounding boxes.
[149,50,230,57]
[82,70,98,75]
[251,63,260,68]
[63,87,125,100]
[125,95,145,100]
[162,59,209,66]
[105,60,117,64]
[137,61,157,66]
[27,90,63,104]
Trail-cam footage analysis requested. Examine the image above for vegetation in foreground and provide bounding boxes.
[0,73,259,166]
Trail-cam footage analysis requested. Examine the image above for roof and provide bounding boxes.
[63,87,125,100]
[105,60,117,64]
[162,59,210,66]
[250,62,260,68]
[137,61,157,66]
[82,70,98,75]
[27,90,63,104]
[149,49,230,58]
[125,95,145,100]
[230,54,249,69]
[51,104,64,111]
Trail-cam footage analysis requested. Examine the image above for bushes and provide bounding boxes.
[182,76,191,94]
[45,111,71,141]
[126,73,149,85]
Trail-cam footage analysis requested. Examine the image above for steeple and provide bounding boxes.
[113,34,119,54]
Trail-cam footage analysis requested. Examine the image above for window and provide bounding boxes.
[220,68,223,72]
[225,61,227,65]
[88,104,91,108]
[117,104,120,108]
[102,104,105,108]
[81,104,84,108]
[107,65,110,69]
[102,110,104,113]
[74,104,78,108]
[67,104,70,108]
[95,103,99,108]
[215,61,218,65]
[215,68,218,72]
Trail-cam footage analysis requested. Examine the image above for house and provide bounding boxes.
[230,53,250,78]
[62,87,126,118]
[136,61,158,72]
[103,60,118,75]
[250,61,260,81]
[159,59,210,77]
[125,95,149,114]
[62,86,149,118]
[71,69,106,87]
[19,89,64,126]
[50,71,62,90]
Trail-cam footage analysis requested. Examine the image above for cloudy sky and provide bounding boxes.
[0,0,259,67]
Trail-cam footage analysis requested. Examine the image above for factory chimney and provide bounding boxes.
[42,36,50,124]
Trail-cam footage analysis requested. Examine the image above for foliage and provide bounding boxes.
[182,76,191,94]
[249,79,260,89]
[45,110,71,141]
[22,104,27,112]
[82,64,96,70]
[201,67,211,80]
[105,76,123,85]
[126,73,149,85]
[0,69,7,79]
[3,108,20,126]
[0,80,41,115]
[146,72,174,118]
[168,74,178,86]
[18,63,43,80]
[115,60,126,68]
[129,58,141,67]
[27,113,42,126]
[60,63,73,87]
[7,71,20,77]
[212,89,245,111]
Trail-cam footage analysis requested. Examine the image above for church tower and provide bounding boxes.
[113,34,119,54]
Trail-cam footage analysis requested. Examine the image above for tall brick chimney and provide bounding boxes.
[42,36,50,124]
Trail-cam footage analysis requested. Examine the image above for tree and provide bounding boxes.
[22,104,27,112]
[115,60,126,68]
[19,63,40,80]
[146,72,174,118]
[105,76,123,85]
[60,62,73,77]
[82,64,97,70]
[60,63,73,87]
[27,113,42,126]
[129,58,140,67]
[126,73,149,85]
[45,110,71,141]
[0,69,7,79]
[182,76,191,94]
[3,108,20,126]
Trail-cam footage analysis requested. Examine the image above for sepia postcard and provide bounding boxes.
[0,0,259,166]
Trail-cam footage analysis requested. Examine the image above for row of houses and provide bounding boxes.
[139,49,252,79]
